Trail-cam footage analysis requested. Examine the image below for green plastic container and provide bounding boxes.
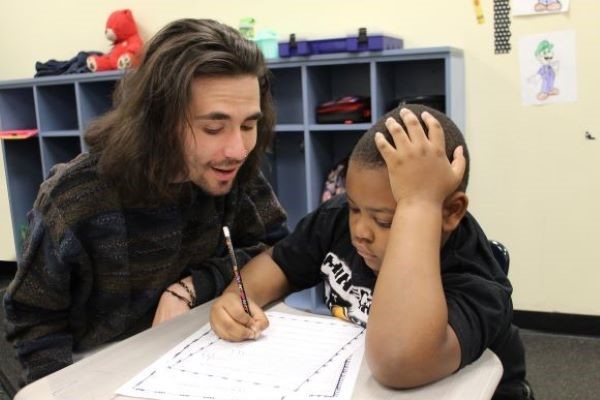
[255,29,278,59]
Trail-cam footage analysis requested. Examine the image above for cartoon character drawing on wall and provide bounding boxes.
[530,39,560,101]
[534,0,562,12]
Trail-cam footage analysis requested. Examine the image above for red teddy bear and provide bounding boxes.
[87,9,143,72]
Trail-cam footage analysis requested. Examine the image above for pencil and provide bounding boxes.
[222,226,252,316]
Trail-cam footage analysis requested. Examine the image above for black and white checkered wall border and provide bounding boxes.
[494,0,511,54]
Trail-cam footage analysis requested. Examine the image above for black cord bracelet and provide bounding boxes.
[165,288,193,308]
[177,280,197,306]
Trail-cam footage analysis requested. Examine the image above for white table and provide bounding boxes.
[15,301,503,400]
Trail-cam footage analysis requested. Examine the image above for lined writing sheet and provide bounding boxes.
[117,311,365,400]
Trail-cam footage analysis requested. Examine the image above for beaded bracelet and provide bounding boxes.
[165,288,193,308]
[178,280,197,306]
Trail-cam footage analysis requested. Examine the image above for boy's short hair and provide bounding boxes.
[350,104,470,192]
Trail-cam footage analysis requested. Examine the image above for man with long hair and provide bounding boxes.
[3,18,288,384]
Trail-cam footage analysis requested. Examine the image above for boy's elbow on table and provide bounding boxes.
[366,341,457,389]
[367,347,428,389]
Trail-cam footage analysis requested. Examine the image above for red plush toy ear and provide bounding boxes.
[106,9,139,43]
[86,55,97,72]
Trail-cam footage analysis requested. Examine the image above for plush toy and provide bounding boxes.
[87,9,143,72]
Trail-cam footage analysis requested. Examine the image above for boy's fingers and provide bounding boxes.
[399,108,427,144]
[374,132,394,161]
[251,318,269,334]
[209,293,260,341]
[212,305,256,341]
[451,146,467,183]
[421,111,445,148]
[229,304,253,327]
[249,303,269,329]
[248,305,270,337]
[384,115,411,149]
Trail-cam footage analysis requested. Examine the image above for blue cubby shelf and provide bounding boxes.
[308,123,371,131]
[1,138,43,257]
[275,124,305,132]
[39,130,80,138]
[0,48,464,260]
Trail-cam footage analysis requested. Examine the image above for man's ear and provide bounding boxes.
[442,192,469,234]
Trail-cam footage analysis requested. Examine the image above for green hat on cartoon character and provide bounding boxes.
[535,40,554,57]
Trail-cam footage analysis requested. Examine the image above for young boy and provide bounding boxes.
[209,105,533,399]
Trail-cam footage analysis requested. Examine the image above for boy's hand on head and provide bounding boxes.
[210,291,269,341]
[375,108,466,206]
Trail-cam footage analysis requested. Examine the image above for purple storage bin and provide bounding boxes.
[347,35,404,52]
[278,40,311,57]
[278,33,403,58]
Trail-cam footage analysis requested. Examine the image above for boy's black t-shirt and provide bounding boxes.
[272,194,526,386]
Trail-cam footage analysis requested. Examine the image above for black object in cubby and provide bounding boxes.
[389,94,446,113]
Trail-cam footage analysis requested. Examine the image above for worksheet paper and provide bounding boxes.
[117,312,365,400]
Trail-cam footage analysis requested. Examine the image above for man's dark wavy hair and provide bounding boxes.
[350,104,470,192]
[86,19,275,204]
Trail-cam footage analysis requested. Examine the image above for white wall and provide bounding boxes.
[0,0,599,315]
